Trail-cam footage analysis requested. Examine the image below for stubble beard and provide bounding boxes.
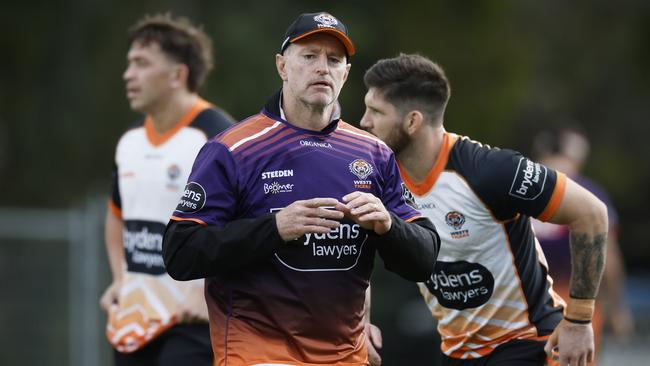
[299,92,335,114]
[386,124,411,155]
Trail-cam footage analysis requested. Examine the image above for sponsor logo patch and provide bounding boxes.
[261,169,294,180]
[123,220,166,275]
[417,202,436,210]
[353,180,372,189]
[509,157,547,200]
[300,140,333,149]
[270,208,368,271]
[424,260,495,310]
[166,164,182,190]
[264,181,294,194]
[175,181,206,213]
[314,13,338,28]
[401,183,418,209]
[167,164,181,180]
[445,211,469,239]
[349,159,374,180]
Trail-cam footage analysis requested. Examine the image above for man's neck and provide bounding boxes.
[281,94,335,131]
[398,126,445,182]
[148,92,199,134]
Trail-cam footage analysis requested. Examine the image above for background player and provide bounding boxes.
[99,13,234,365]
[361,54,607,366]
[531,127,634,364]
[162,12,439,366]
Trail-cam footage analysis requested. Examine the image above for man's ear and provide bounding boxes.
[342,62,351,83]
[171,63,190,89]
[276,53,288,81]
[405,110,424,135]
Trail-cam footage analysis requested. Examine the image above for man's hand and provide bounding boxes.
[177,286,209,324]
[337,192,391,235]
[99,280,121,312]
[365,323,383,366]
[544,319,594,366]
[275,198,344,241]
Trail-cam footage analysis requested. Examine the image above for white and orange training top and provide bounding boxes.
[106,99,233,353]
[400,132,567,360]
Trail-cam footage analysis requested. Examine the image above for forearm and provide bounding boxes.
[373,214,439,281]
[104,209,124,282]
[600,235,625,304]
[546,179,608,320]
[568,223,607,300]
[364,286,372,323]
[162,214,284,280]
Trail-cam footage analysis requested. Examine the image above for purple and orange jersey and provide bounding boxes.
[171,93,421,365]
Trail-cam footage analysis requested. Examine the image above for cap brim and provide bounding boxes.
[290,28,356,57]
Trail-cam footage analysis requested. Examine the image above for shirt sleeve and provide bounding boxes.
[369,151,438,282]
[380,152,422,221]
[467,148,565,221]
[171,140,239,226]
[108,162,122,218]
[164,139,286,280]
[190,108,235,139]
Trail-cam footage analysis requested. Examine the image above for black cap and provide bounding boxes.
[280,12,355,57]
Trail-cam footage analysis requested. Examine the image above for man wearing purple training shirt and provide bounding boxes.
[162,12,439,366]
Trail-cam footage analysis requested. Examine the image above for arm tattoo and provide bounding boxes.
[569,232,607,299]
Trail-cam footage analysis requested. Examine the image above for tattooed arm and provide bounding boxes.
[549,178,608,299]
[543,178,608,365]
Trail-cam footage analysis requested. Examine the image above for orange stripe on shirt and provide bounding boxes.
[170,216,207,226]
[537,172,567,221]
[405,215,422,223]
[145,98,211,146]
[399,133,458,196]
[218,115,278,149]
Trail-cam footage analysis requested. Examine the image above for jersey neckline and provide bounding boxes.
[398,132,459,195]
[144,98,211,147]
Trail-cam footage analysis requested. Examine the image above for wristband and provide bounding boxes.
[564,316,591,325]
[564,297,595,322]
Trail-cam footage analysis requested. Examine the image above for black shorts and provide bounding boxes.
[113,324,212,366]
[441,339,547,366]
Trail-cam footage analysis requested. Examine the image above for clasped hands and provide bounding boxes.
[275,192,392,242]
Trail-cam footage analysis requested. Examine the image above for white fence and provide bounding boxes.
[0,197,109,366]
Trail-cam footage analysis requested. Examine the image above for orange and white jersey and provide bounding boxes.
[107,99,233,352]
[400,133,567,359]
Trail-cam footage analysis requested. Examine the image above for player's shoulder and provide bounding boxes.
[452,134,497,156]
[447,134,528,192]
[189,106,235,139]
[450,134,520,168]
[213,113,279,151]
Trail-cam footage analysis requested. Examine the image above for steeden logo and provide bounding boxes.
[261,169,294,180]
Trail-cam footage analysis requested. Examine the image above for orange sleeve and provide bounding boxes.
[108,199,122,219]
[537,172,567,221]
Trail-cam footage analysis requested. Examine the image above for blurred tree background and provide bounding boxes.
[1,0,649,364]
